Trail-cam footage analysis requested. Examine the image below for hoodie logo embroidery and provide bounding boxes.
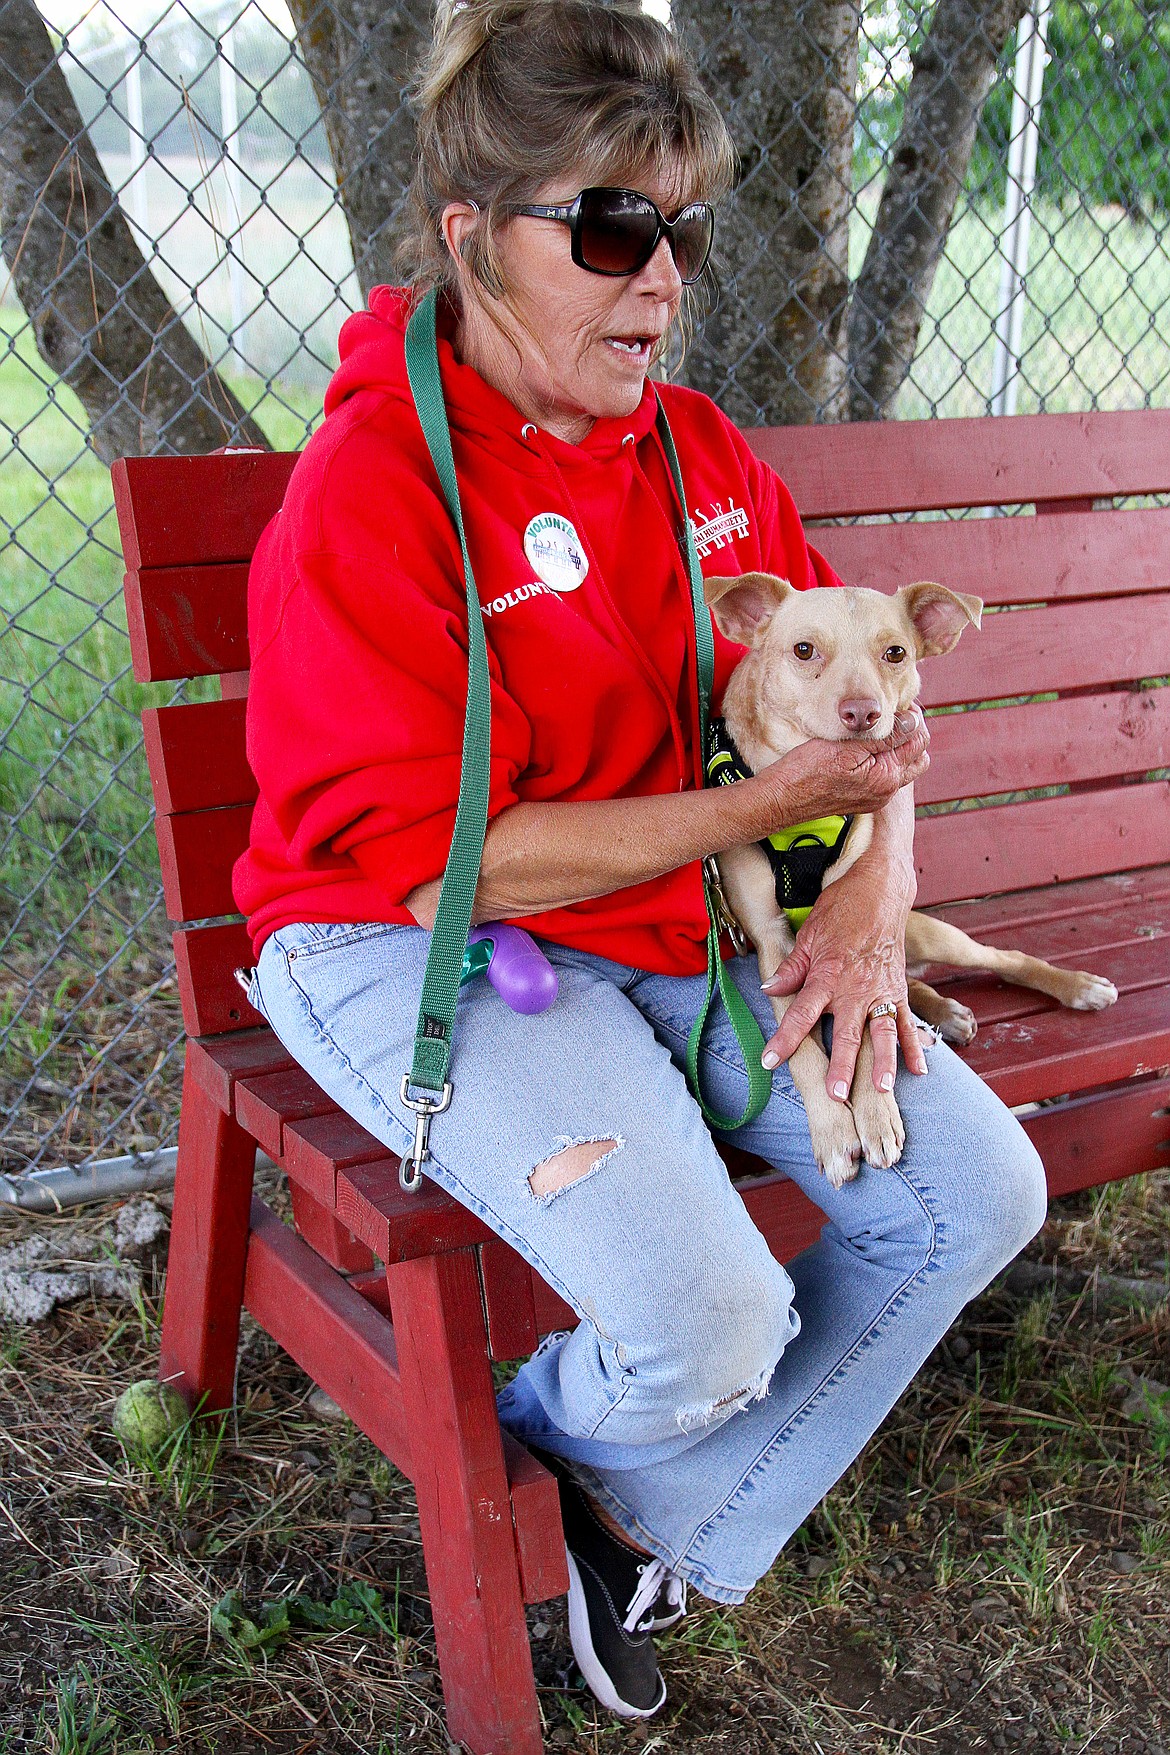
[691,497,750,558]
[482,581,561,618]
[523,512,589,591]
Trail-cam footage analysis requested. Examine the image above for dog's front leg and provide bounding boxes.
[715,844,863,1188]
[847,1033,907,1170]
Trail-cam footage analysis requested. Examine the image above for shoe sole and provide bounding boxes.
[565,1550,667,1721]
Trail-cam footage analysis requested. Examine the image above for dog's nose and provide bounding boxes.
[838,697,882,732]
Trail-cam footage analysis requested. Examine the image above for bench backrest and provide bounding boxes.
[113,408,1170,1038]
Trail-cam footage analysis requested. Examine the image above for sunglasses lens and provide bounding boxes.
[577,189,661,275]
[671,203,715,283]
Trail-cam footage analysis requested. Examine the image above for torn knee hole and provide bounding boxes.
[528,1137,621,1199]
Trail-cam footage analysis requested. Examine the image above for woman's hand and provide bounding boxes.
[756,708,930,831]
[759,823,927,1100]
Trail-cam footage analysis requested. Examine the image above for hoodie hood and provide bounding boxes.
[324,284,662,473]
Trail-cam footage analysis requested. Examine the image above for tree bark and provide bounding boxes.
[0,0,268,460]
[286,0,430,300]
[847,0,1027,419]
[673,0,859,427]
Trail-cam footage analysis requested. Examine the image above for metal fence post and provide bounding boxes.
[989,0,1054,418]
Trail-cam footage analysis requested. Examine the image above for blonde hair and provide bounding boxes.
[400,0,734,331]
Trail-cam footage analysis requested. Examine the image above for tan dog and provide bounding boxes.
[705,572,1118,1188]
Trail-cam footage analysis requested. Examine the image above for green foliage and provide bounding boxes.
[39,1665,118,1755]
[974,1,1170,215]
[211,1578,403,1658]
[857,2,1170,216]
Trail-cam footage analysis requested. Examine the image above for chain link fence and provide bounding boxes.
[1,0,1168,1183]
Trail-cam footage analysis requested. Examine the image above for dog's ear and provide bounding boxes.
[898,581,983,658]
[704,572,793,647]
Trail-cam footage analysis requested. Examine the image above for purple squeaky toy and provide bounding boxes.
[464,924,558,1014]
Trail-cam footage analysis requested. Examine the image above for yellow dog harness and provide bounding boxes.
[705,718,852,929]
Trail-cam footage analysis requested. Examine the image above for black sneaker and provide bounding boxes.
[535,1450,668,1719]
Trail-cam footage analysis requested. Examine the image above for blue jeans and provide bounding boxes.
[251,921,1046,1604]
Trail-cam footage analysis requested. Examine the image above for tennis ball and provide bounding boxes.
[113,1380,189,1457]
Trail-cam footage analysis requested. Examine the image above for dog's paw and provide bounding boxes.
[934,998,978,1045]
[1065,971,1118,1011]
[851,1087,906,1169]
[807,1101,863,1189]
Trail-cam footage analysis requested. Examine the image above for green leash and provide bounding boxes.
[653,408,772,1133]
[398,290,769,1188]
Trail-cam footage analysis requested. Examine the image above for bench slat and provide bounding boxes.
[961,982,1170,1106]
[1026,1077,1170,1200]
[157,804,253,923]
[112,453,298,570]
[928,867,1170,938]
[931,885,1169,965]
[337,1159,495,1261]
[144,700,255,814]
[234,1065,337,1161]
[125,562,250,682]
[174,922,260,1036]
[919,593,1170,709]
[918,687,1170,805]
[915,779,1170,906]
[812,505,1170,606]
[747,408,1170,519]
[282,1110,388,1206]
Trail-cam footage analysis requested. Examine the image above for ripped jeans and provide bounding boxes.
[250,920,1047,1604]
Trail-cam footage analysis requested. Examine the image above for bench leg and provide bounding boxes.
[388,1249,544,1755]
[159,1050,257,1411]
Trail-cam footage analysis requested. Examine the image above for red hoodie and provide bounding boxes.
[232,287,842,974]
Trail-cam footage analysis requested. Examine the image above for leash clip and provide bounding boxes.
[398,1076,453,1192]
[702,857,750,957]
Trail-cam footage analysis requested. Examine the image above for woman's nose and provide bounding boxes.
[838,697,882,732]
[636,234,683,298]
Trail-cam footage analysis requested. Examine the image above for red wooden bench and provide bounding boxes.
[112,406,1170,1755]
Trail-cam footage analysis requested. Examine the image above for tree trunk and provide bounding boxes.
[0,0,268,461]
[847,0,1027,419]
[286,0,431,300]
[673,0,859,427]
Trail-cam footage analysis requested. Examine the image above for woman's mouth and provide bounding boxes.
[605,335,654,364]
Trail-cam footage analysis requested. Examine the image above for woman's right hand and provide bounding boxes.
[757,707,930,828]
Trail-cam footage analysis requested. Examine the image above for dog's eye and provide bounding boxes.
[883,645,907,664]
[793,641,816,661]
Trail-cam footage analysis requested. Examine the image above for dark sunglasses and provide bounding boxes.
[510,187,715,285]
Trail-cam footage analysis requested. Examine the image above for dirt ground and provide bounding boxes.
[2,1165,1169,1754]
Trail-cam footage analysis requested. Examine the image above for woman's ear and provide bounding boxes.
[898,581,983,657]
[704,571,793,647]
[441,200,482,271]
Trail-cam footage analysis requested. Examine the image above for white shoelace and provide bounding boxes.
[624,1558,672,1633]
[659,1571,687,1619]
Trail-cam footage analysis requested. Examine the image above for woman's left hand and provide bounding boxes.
[758,846,927,1099]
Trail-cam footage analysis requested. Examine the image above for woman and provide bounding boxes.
[234,0,1047,1721]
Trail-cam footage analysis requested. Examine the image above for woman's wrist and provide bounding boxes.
[862,790,918,904]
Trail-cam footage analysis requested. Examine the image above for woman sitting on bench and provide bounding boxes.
[234,0,1047,1721]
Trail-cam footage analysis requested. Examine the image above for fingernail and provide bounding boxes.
[833,1080,848,1100]
[762,1050,780,1069]
[880,1071,894,1091]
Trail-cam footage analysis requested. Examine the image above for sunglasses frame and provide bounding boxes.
[510,186,715,285]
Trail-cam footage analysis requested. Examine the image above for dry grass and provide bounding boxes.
[1,923,186,1177]
[1,1168,1169,1754]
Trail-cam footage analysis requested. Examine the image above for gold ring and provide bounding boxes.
[868,1000,898,1021]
